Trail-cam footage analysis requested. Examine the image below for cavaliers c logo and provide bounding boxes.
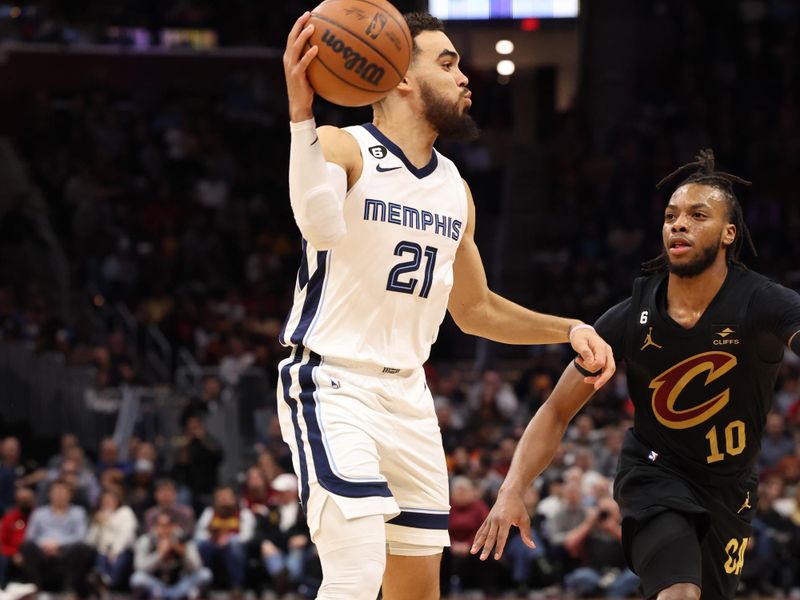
[649,351,737,430]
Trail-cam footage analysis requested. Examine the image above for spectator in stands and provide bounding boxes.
[39,447,100,510]
[0,438,24,515]
[240,466,269,517]
[255,451,281,493]
[567,414,602,451]
[180,376,222,426]
[545,479,587,576]
[173,416,223,512]
[435,399,464,455]
[38,456,97,511]
[107,330,135,379]
[45,434,80,470]
[218,335,254,386]
[515,368,555,416]
[443,477,492,595]
[467,369,519,421]
[144,480,195,536]
[86,489,138,591]
[94,438,132,479]
[502,484,554,595]
[20,480,94,597]
[561,497,639,598]
[760,412,796,469]
[751,474,799,594]
[0,487,34,587]
[130,511,212,600]
[195,485,253,599]
[536,477,564,522]
[0,581,37,600]
[594,427,624,477]
[776,439,800,486]
[128,458,157,520]
[255,474,309,596]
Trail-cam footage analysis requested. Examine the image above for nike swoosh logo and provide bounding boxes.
[310,136,319,146]
[376,164,402,172]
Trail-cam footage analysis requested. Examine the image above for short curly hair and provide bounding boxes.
[404,11,445,57]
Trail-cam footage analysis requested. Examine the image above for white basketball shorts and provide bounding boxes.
[277,344,451,550]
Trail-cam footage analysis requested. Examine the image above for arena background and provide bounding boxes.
[0,0,798,598]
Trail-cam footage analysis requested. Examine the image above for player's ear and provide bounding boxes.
[722,223,736,247]
[396,73,413,92]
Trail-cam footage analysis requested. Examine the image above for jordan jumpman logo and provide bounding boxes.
[737,491,752,514]
[640,327,663,350]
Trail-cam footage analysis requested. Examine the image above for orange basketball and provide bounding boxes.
[307,0,412,107]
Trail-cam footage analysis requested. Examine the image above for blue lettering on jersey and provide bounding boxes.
[388,202,402,225]
[364,198,462,241]
[364,198,387,222]
[421,210,434,230]
[435,213,447,237]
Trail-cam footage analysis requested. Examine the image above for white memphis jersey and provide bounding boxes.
[280,123,468,369]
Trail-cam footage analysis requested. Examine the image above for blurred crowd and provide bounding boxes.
[1,0,800,598]
[0,0,418,48]
[2,82,300,390]
[1,361,799,599]
[0,428,319,599]
[529,1,800,322]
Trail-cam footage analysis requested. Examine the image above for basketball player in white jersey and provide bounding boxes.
[282,11,615,600]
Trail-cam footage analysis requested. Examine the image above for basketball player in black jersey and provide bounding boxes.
[471,150,800,600]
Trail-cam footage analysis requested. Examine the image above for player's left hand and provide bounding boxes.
[471,488,535,561]
[571,326,616,389]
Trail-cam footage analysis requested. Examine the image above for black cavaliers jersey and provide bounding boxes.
[594,265,800,483]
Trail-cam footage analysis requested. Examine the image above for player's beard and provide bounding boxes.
[666,240,721,278]
[420,81,479,141]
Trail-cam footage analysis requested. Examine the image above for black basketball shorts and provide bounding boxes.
[613,429,757,600]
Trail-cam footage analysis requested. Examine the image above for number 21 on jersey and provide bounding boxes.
[386,240,438,298]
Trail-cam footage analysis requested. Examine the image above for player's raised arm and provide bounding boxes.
[470,363,596,560]
[448,180,616,388]
[283,12,362,250]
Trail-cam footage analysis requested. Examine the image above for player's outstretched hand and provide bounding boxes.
[571,327,616,390]
[470,489,535,561]
[284,11,319,122]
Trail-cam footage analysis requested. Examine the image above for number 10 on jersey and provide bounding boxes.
[386,241,438,298]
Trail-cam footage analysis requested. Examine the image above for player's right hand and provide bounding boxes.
[571,327,616,390]
[470,489,535,561]
[284,11,319,122]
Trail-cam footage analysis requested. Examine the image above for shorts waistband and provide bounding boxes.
[321,357,418,378]
[623,429,752,487]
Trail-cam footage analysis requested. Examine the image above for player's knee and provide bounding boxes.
[655,582,701,600]
[632,511,702,600]
[317,542,386,600]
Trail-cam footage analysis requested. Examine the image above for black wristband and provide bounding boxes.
[573,359,602,378]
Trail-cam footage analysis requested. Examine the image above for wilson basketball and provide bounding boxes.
[307,0,412,107]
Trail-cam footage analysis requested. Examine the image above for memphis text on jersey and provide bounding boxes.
[364,198,463,242]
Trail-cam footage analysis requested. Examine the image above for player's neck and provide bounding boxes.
[666,259,729,325]
[371,114,437,168]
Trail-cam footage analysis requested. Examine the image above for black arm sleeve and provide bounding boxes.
[573,298,631,375]
[750,281,800,355]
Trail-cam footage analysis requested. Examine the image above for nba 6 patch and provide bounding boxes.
[369,145,388,159]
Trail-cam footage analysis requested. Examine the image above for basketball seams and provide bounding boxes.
[322,0,412,53]
[345,0,413,53]
[310,11,405,80]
